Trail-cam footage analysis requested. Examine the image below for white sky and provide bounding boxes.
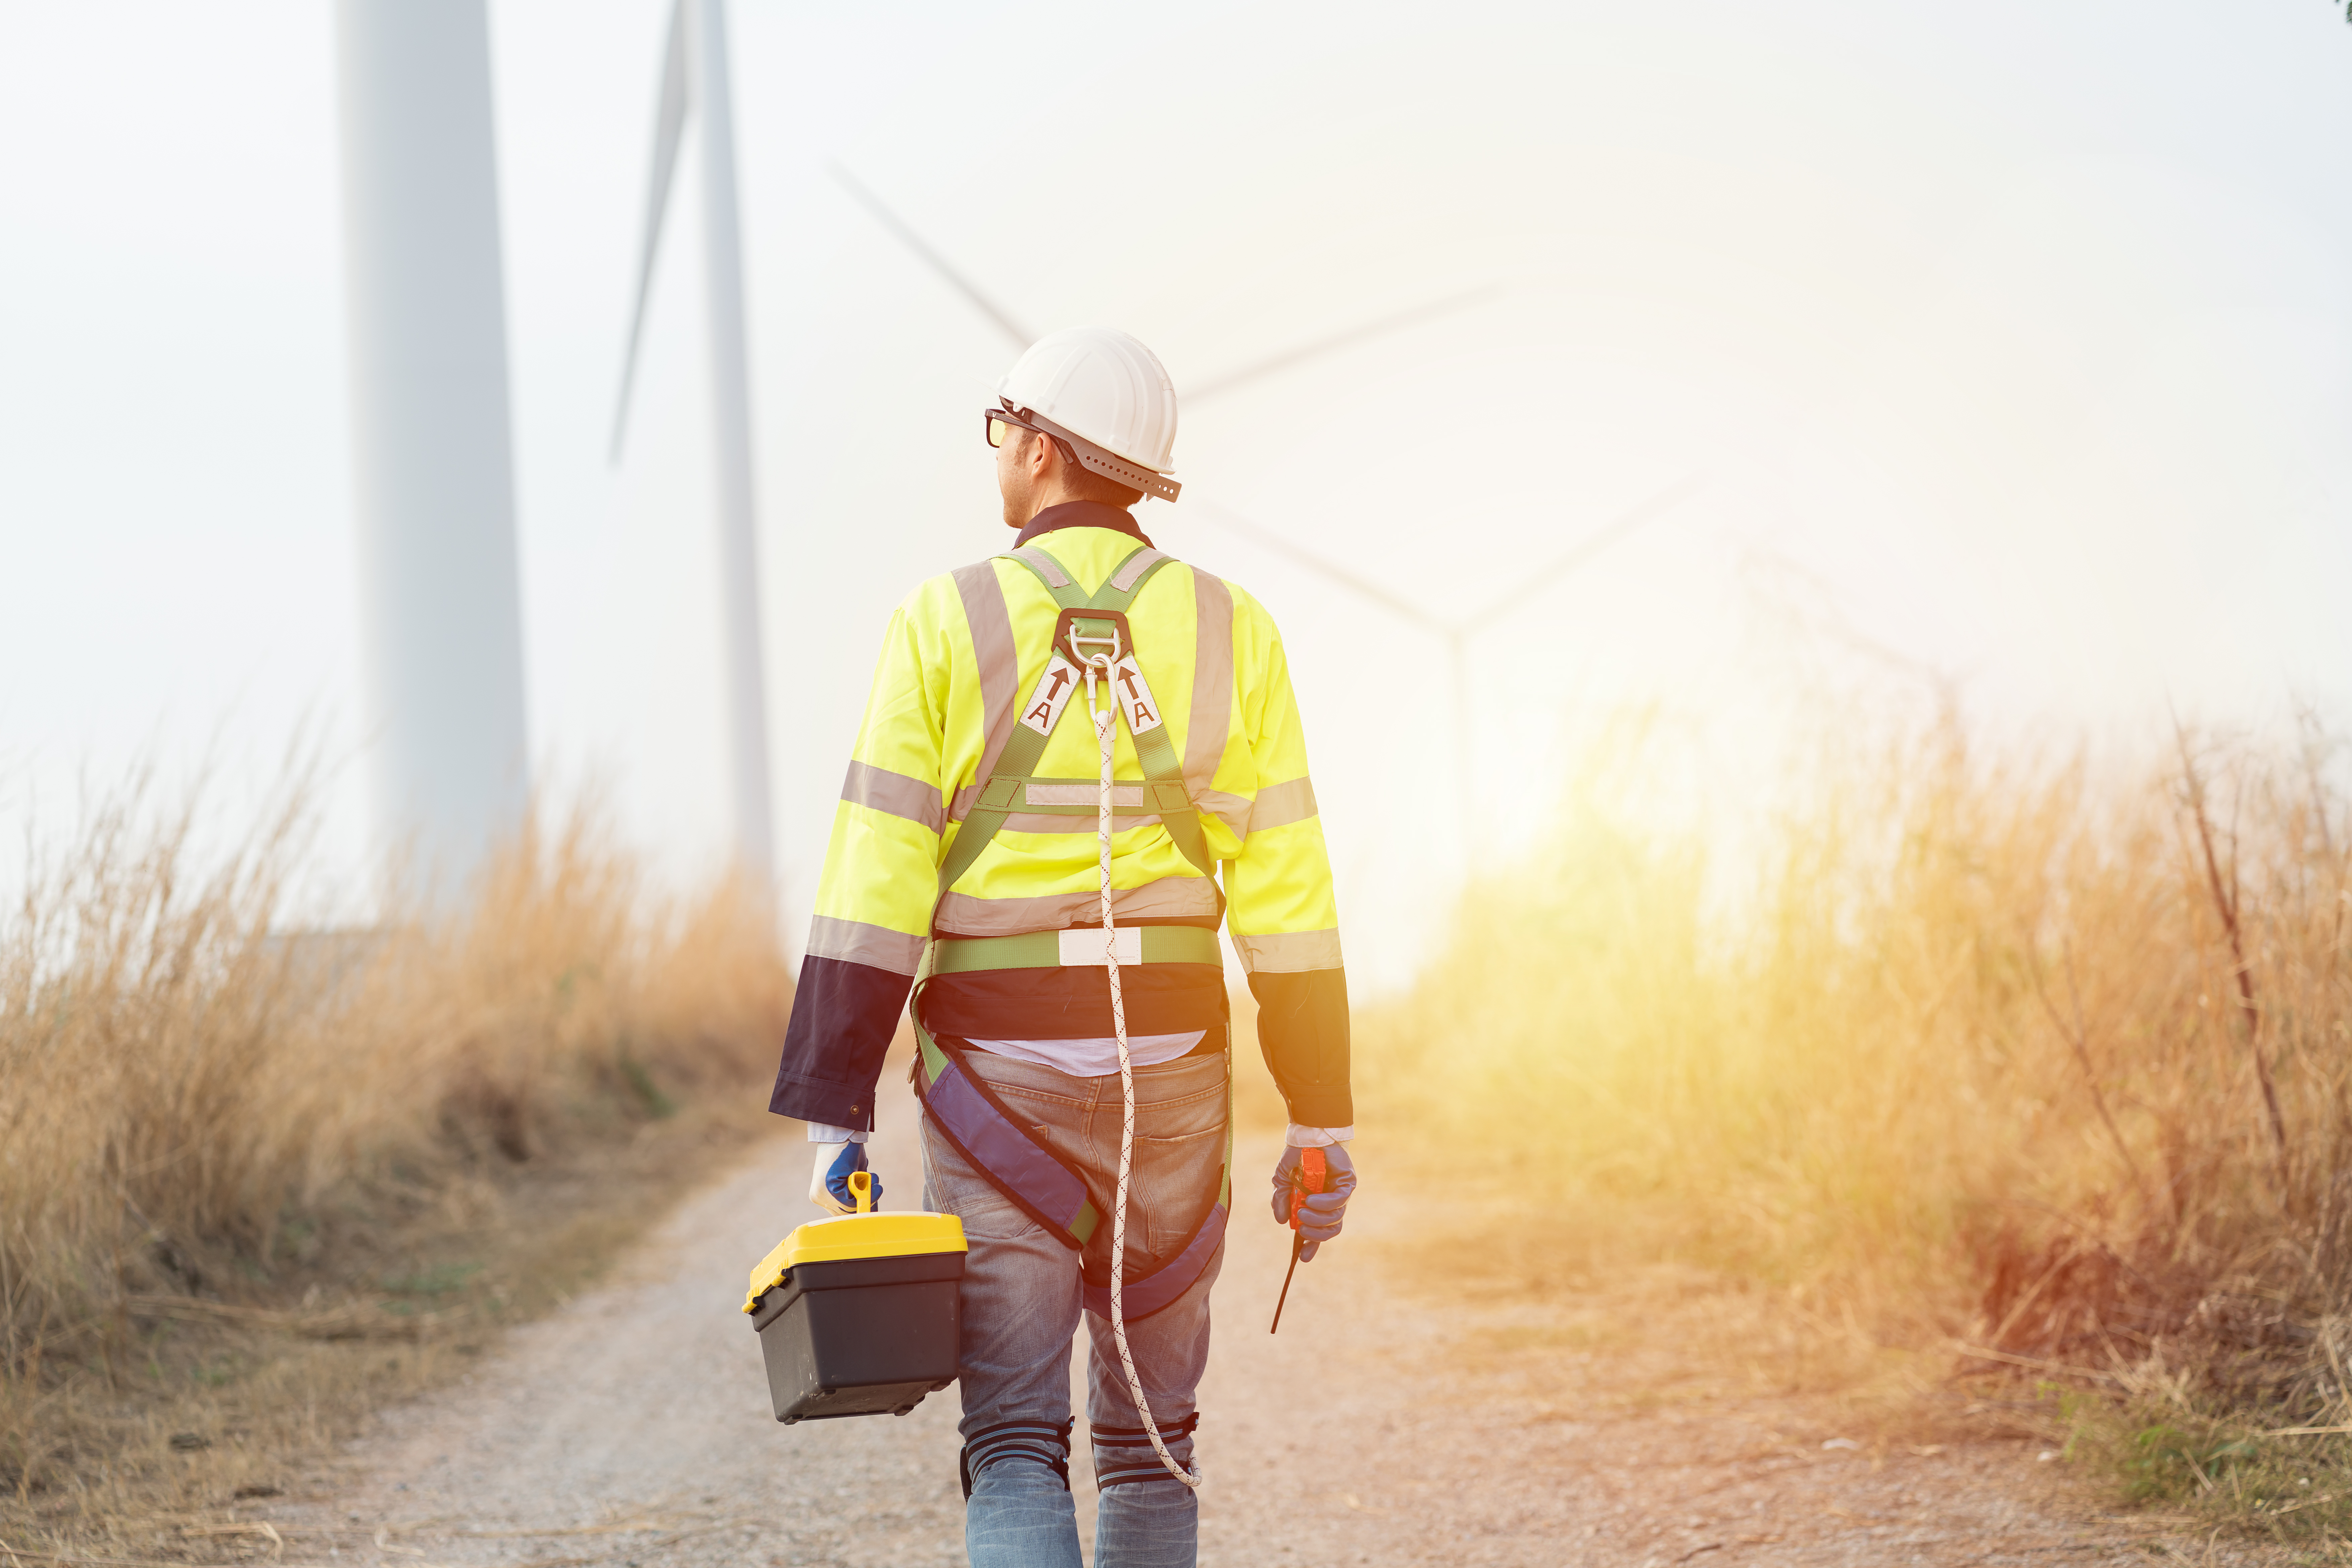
[4,2,2349,984]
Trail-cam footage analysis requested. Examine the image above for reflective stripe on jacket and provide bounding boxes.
[767,501,1352,1131]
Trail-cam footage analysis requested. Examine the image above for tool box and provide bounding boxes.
[741,1182,967,1424]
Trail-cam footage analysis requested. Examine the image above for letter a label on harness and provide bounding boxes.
[1019,654,1082,736]
[1111,656,1163,733]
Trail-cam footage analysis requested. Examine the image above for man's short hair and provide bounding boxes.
[1033,428,1143,509]
[1062,463,1145,509]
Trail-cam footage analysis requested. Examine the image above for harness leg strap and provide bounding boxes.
[1090,1412,1203,1489]
[960,1416,1076,1499]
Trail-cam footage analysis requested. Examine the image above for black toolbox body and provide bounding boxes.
[750,1250,964,1423]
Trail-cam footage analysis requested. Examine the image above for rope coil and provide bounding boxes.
[1084,652,1201,1491]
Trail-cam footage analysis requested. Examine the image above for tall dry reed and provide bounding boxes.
[1363,712,2352,1411]
[0,769,788,1365]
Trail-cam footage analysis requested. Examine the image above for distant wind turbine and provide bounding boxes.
[822,165,1711,873]
[612,0,775,894]
[825,162,1493,408]
[1192,476,1712,865]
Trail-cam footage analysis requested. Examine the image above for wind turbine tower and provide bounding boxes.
[334,0,531,896]
[612,0,776,896]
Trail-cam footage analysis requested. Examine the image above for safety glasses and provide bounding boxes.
[986,404,1086,473]
[983,408,1038,450]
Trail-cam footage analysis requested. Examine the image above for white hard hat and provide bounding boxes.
[995,326,1180,502]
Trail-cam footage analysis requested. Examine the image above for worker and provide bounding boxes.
[767,324,1357,1567]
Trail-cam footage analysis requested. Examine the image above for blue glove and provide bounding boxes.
[1270,1143,1355,1261]
[808,1140,882,1214]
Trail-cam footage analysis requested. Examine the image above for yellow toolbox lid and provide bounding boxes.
[742,1211,968,1314]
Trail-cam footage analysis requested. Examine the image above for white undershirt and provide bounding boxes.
[963,1030,1206,1076]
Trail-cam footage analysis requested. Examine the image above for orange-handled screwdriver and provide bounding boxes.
[1268,1146,1327,1335]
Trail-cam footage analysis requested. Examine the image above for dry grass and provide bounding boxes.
[1356,707,2352,1542]
[0,767,790,1551]
[16,703,2352,1553]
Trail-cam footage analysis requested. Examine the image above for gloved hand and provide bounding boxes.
[808,1140,882,1214]
[1270,1143,1355,1261]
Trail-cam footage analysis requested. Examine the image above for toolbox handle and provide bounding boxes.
[849,1169,875,1215]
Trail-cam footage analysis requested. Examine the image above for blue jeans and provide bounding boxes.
[921,1044,1228,1568]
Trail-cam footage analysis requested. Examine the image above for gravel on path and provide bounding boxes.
[263,1071,2255,1567]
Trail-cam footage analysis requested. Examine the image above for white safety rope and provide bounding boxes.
[1083,651,1202,1490]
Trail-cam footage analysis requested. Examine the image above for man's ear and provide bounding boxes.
[1037,433,1076,490]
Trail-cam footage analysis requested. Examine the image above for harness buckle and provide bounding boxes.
[1054,607,1132,673]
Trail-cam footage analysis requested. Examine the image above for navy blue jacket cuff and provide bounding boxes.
[1247,967,1354,1128]
[768,953,914,1128]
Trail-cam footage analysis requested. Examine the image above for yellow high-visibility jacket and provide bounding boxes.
[768,503,1352,1133]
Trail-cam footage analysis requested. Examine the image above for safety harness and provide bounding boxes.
[910,541,1229,1488]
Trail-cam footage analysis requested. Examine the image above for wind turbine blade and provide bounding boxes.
[1190,499,1449,635]
[828,162,1034,351]
[608,0,692,461]
[1181,285,1502,406]
[1468,470,1712,627]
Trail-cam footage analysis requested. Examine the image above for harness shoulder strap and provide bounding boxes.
[1006,545,1085,606]
[1003,543,1171,609]
[1083,547,1213,876]
[936,545,1208,892]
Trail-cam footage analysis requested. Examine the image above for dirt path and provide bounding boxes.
[259,1074,2243,1567]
